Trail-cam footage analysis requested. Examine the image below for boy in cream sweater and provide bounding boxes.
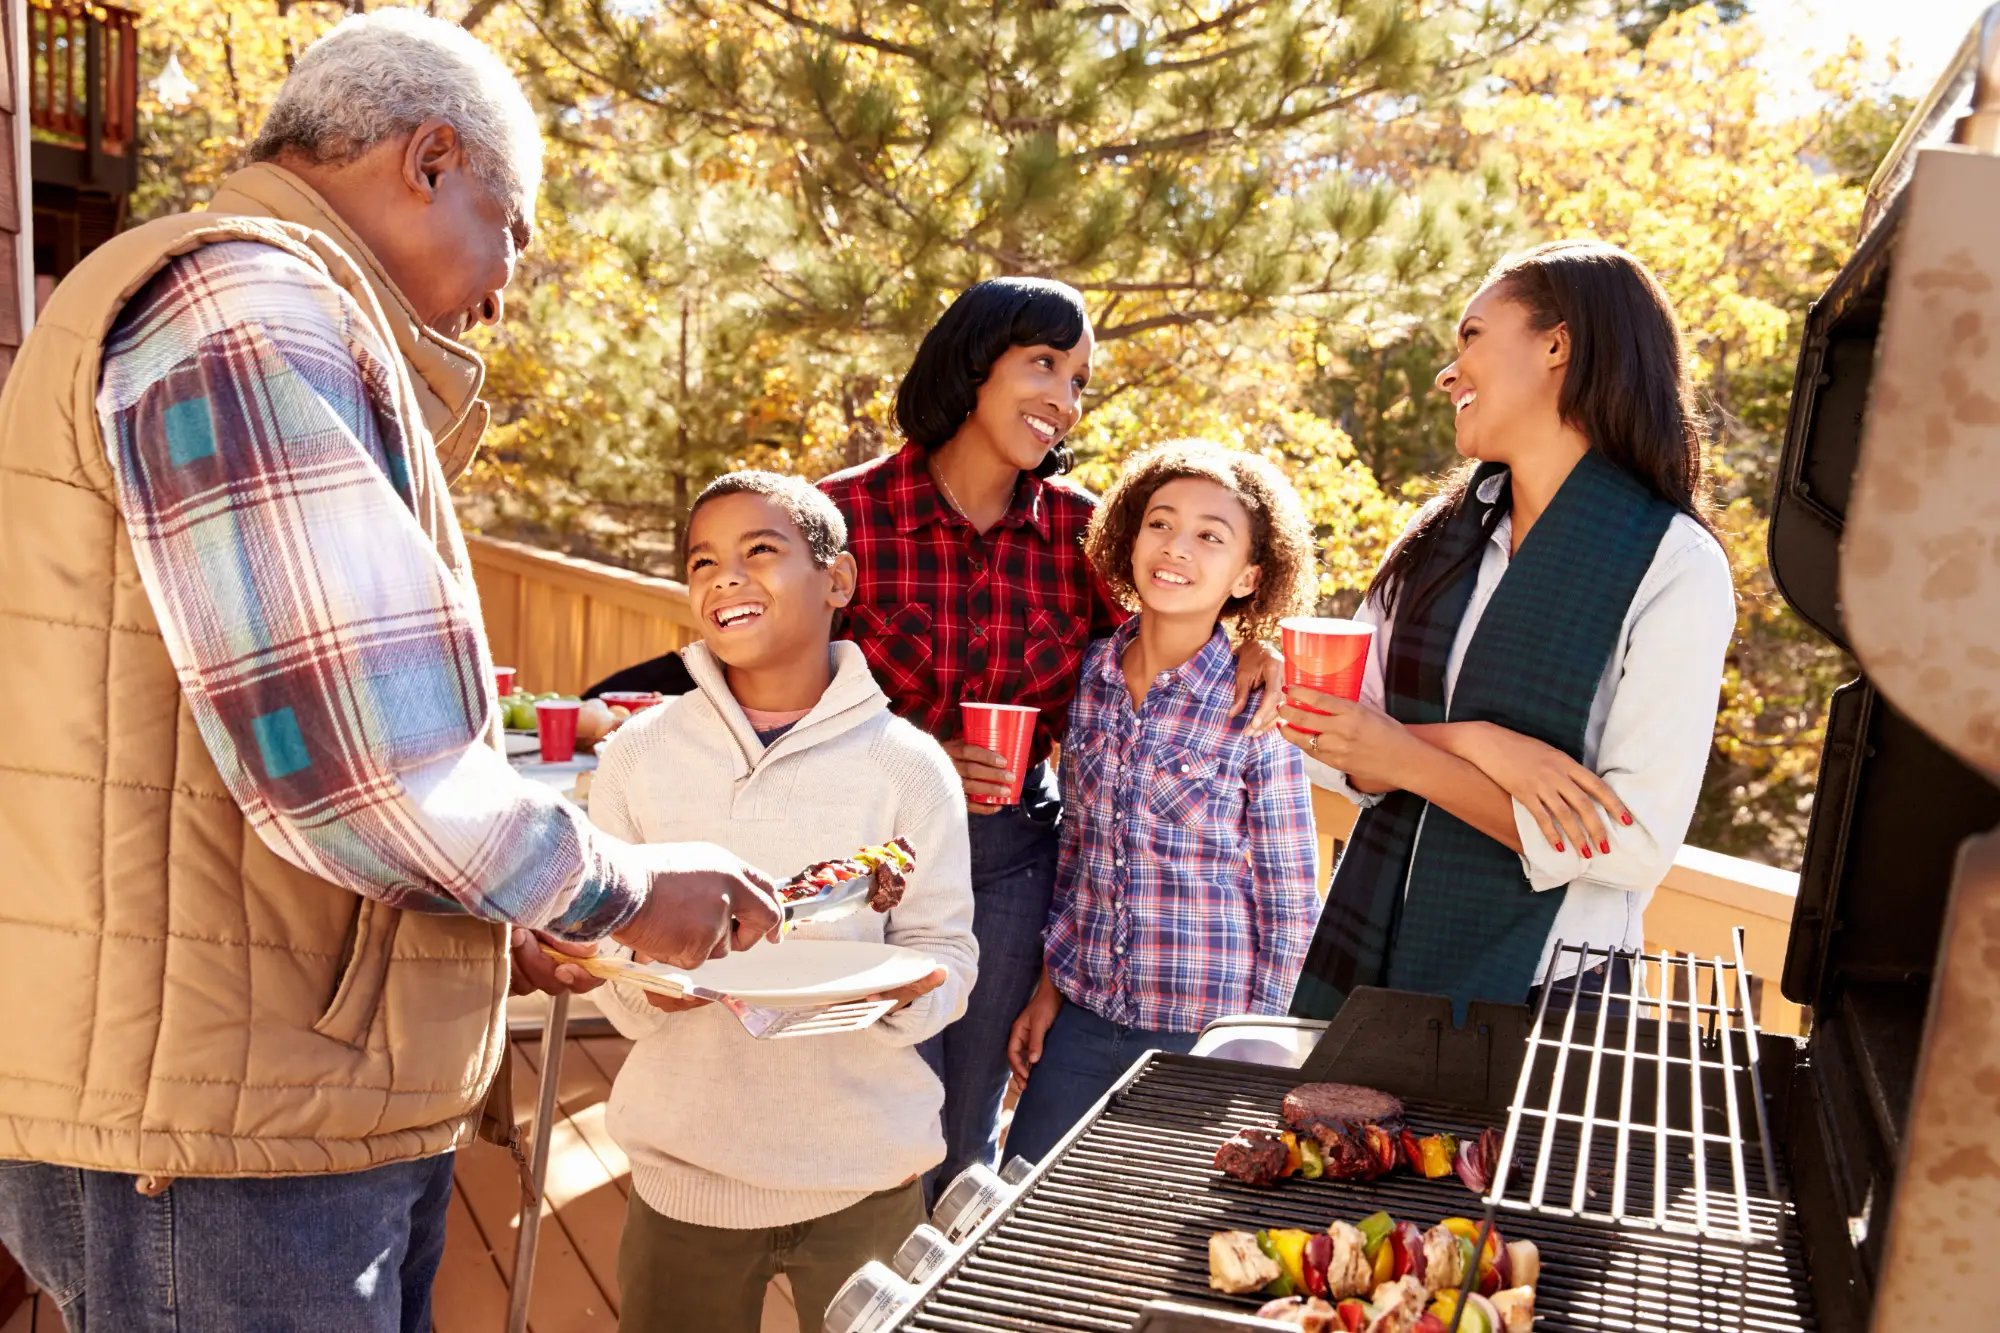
[589,471,977,1333]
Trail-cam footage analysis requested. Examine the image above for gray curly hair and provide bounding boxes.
[251,9,542,211]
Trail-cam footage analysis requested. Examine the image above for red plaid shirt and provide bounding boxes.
[820,444,1125,764]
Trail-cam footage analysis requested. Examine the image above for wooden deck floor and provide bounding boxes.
[0,1027,801,1333]
[0,1029,799,1333]
[441,1028,801,1333]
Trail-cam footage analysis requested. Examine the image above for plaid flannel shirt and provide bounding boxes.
[1044,620,1320,1031]
[93,240,640,938]
[819,443,1125,765]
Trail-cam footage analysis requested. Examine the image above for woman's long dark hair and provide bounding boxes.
[1369,240,1718,619]
[894,277,1090,479]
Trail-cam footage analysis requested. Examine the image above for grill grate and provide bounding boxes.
[893,1052,1815,1332]
[1493,931,1784,1247]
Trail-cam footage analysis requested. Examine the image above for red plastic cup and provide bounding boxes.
[959,702,1038,806]
[1281,617,1375,704]
[493,666,517,697]
[600,691,664,713]
[535,699,581,762]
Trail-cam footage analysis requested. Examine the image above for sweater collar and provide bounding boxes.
[680,640,889,776]
[205,163,489,483]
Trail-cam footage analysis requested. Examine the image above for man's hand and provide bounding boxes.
[1231,640,1287,735]
[611,842,783,967]
[868,965,948,1013]
[940,738,1015,815]
[509,929,604,996]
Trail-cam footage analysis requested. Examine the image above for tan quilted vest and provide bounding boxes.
[0,165,511,1176]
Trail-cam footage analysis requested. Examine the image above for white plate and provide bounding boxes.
[635,940,938,1008]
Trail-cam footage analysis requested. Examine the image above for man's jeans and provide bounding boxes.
[0,1153,455,1332]
[918,792,1060,1195]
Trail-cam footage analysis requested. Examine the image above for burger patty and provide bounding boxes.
[1281,1082,1406,1146]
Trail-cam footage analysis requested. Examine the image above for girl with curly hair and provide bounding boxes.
[1003,440,1323,1162]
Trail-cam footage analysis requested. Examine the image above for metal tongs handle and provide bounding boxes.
[779,872,872,937]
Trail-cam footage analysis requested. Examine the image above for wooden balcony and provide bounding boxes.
[26,0,138,288]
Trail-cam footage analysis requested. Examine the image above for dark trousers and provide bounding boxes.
[1528,953,1637,1024]
[617,1183,925,1333]
[1004,1002,1202,1164]
[918,788,1060,1195]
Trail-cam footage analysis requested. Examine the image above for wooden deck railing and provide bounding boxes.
[470,532,1807,1036]
[28,0,138,155]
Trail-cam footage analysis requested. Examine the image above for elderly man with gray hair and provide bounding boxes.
[0,11,779,1329]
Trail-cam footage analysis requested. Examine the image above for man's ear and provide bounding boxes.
[1231,562,1262,601]
[827,551,859,608]
[1546,321,1571,371]
[403,118,463,201]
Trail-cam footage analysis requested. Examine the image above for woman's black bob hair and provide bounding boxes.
[894,277,1090,478]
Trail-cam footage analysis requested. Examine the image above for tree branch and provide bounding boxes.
[741,0,929,64]
[1157,1,1269,46]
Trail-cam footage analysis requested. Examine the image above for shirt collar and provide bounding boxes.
[884,442,1052,539]
[1475,468,1514,553]
[1099,617,1234,698]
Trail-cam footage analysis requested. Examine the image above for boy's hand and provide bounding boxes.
[1231,640,1286,734]
[1007,975,1064,1090]
[642,991,712,1013]
[941,739,1014,814]
[630,952,713,1012]
[868,965,948,1012]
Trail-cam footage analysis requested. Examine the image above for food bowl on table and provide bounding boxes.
[598,691,666,714]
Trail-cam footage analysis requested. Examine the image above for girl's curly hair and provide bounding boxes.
[1085,440,1318,644]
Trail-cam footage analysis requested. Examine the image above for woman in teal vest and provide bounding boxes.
[1280,240,1736,1019]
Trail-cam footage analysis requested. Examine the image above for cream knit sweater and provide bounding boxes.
[589,641,977,1229]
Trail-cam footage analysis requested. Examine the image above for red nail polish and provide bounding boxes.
[1553,840,1564,853]
[1620,813,1634,826]
[1599,840,1611,855]
[1581,845,1593,859]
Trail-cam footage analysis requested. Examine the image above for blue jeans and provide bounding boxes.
[0,1153,456,1332]
[1005,1002,1202,1165]
[1529,953,1637,1024]
[919,786,1060,1195]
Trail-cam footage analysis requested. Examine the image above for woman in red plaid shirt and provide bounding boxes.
[820,279,1285,1190]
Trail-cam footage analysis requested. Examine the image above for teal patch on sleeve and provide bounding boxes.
[163,398,217,466]
[251,707,311,780]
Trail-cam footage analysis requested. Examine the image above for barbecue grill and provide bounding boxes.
[837,12,2000,1331]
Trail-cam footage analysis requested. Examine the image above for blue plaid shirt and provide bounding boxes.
[92,241,641,938]
[1044,620,1320,1031]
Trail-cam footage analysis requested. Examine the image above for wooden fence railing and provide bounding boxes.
[470,532,1806,1035]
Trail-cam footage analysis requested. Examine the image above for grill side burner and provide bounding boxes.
[892,1050,1815,1333]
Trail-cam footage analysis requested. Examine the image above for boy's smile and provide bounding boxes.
[685,493,855,705]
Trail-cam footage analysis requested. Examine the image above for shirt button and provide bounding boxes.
[1179,763,1191,774]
